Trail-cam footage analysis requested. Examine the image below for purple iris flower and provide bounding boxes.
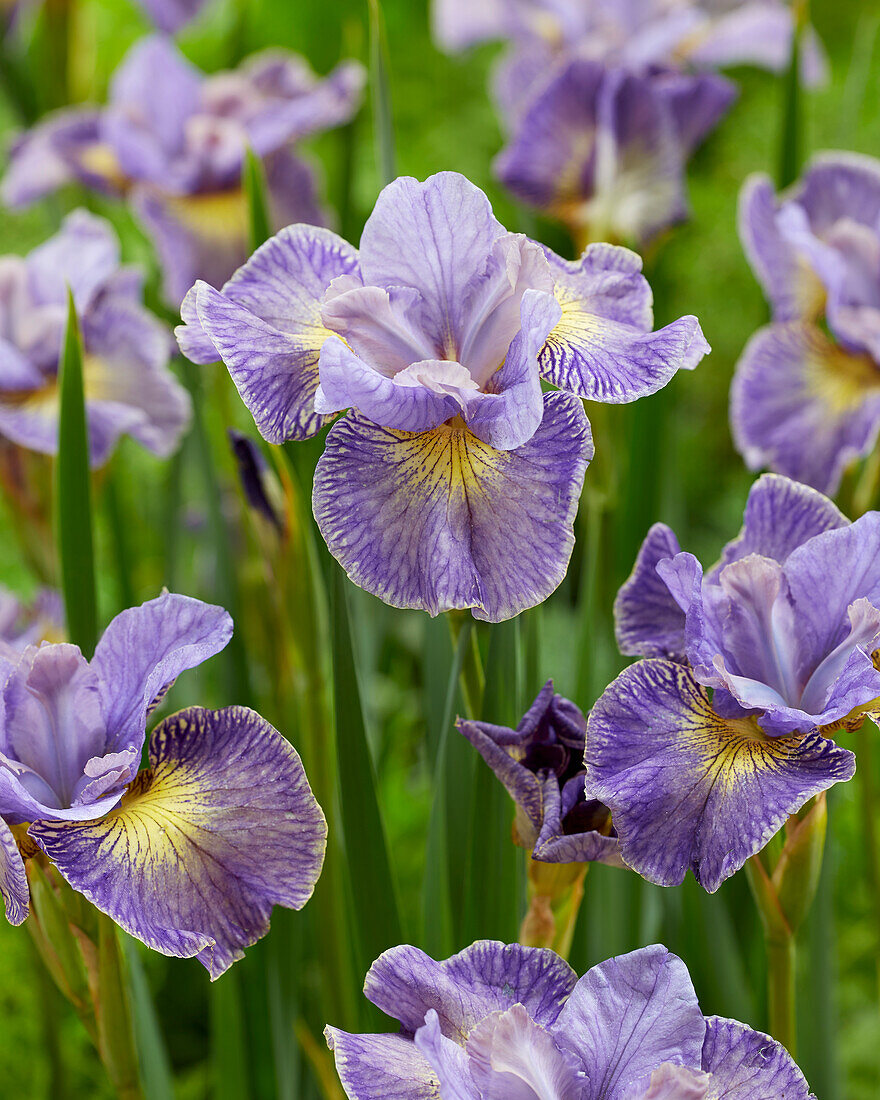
[587,474,866,893]
[135,0,210,33]
[1,35,364,306]
[0,587,63,658]
[733,154,880,495]
[458,680,621,866]
[177,171,708,621]
[0,592,327,977]
[433,0,826,86]
[0,209,190,467]
[495,57,735,247]
[326,940,815,1099]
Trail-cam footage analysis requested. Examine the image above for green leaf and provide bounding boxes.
[55,290,98,657]
[122,938,174,1100]
[243,146,272,253]
[366,0,396,187]
[211,970,252,1100]
[461,620,524,947]
[777,10,803,190]
[331,565,403,1000]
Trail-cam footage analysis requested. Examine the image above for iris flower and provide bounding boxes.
[458,680,621,867]
[178,171,707,621]
[327,939,815,1099]
[733,153,880,494]
[433,0,825,86]
[0,587,62,657]
[136,0,209,33]
[0,209,190,466]
[1,35,364,306]
[0,592,326,977]
[495,57,735,248]
[587,474,866,892]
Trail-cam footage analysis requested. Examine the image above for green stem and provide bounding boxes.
[766,934,797,1056]
[857,725,880,1004]
[104,468,136,612]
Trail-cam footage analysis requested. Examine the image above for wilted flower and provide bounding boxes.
[0,209,190,467]
[495,57,735,247]
[459,680,622,952]
[733,153,880,494]
[326,940,815,1099]
[178,171,707,621]
[458,680,620,866]
[588,474,866,892]
[0,592,326,977]
[2,35,364,306]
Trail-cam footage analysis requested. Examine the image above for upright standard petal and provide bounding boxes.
[29,706,327,979]
[358,173,505,356]
[586,660,855,891]
[553,945,705,1099]
[364,940,577,1037]
[713,473,847,577]
[91,593,232,755]
[614,523,686,659]
[0,818,28,925]
[731,322,880,496]
[540,244,708,403]
[312,393,592,621]
[700,1017,815,1099]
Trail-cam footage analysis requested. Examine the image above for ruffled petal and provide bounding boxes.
[586,659,855,891]
[552,945,705,1097]
[29,705,327,979]
[312,393,592,621]
[701,1017,815,1099]
[363,941,577,1037]
[324,1029,440,1100]
[731,322,880,496]
[540,244,708,402]
[91,592,232,756]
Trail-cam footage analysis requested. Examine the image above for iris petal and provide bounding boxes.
[312,393,592,622]
[29,705,327,979]
[587,659,855,891]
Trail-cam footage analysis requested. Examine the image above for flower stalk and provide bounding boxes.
[519,859,587,960]
[745,793,828,1056]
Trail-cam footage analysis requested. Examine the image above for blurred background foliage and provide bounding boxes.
[0,0,879,1096]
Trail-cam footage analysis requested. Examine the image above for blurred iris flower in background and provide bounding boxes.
[586,474,872,892]
[733,153,880,494]
[327,940,815,1099]
[0,586,62,656]
[1,34,364,305]
[178,171,707,620]
[0,208,190,466]
[0,592,327,977]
